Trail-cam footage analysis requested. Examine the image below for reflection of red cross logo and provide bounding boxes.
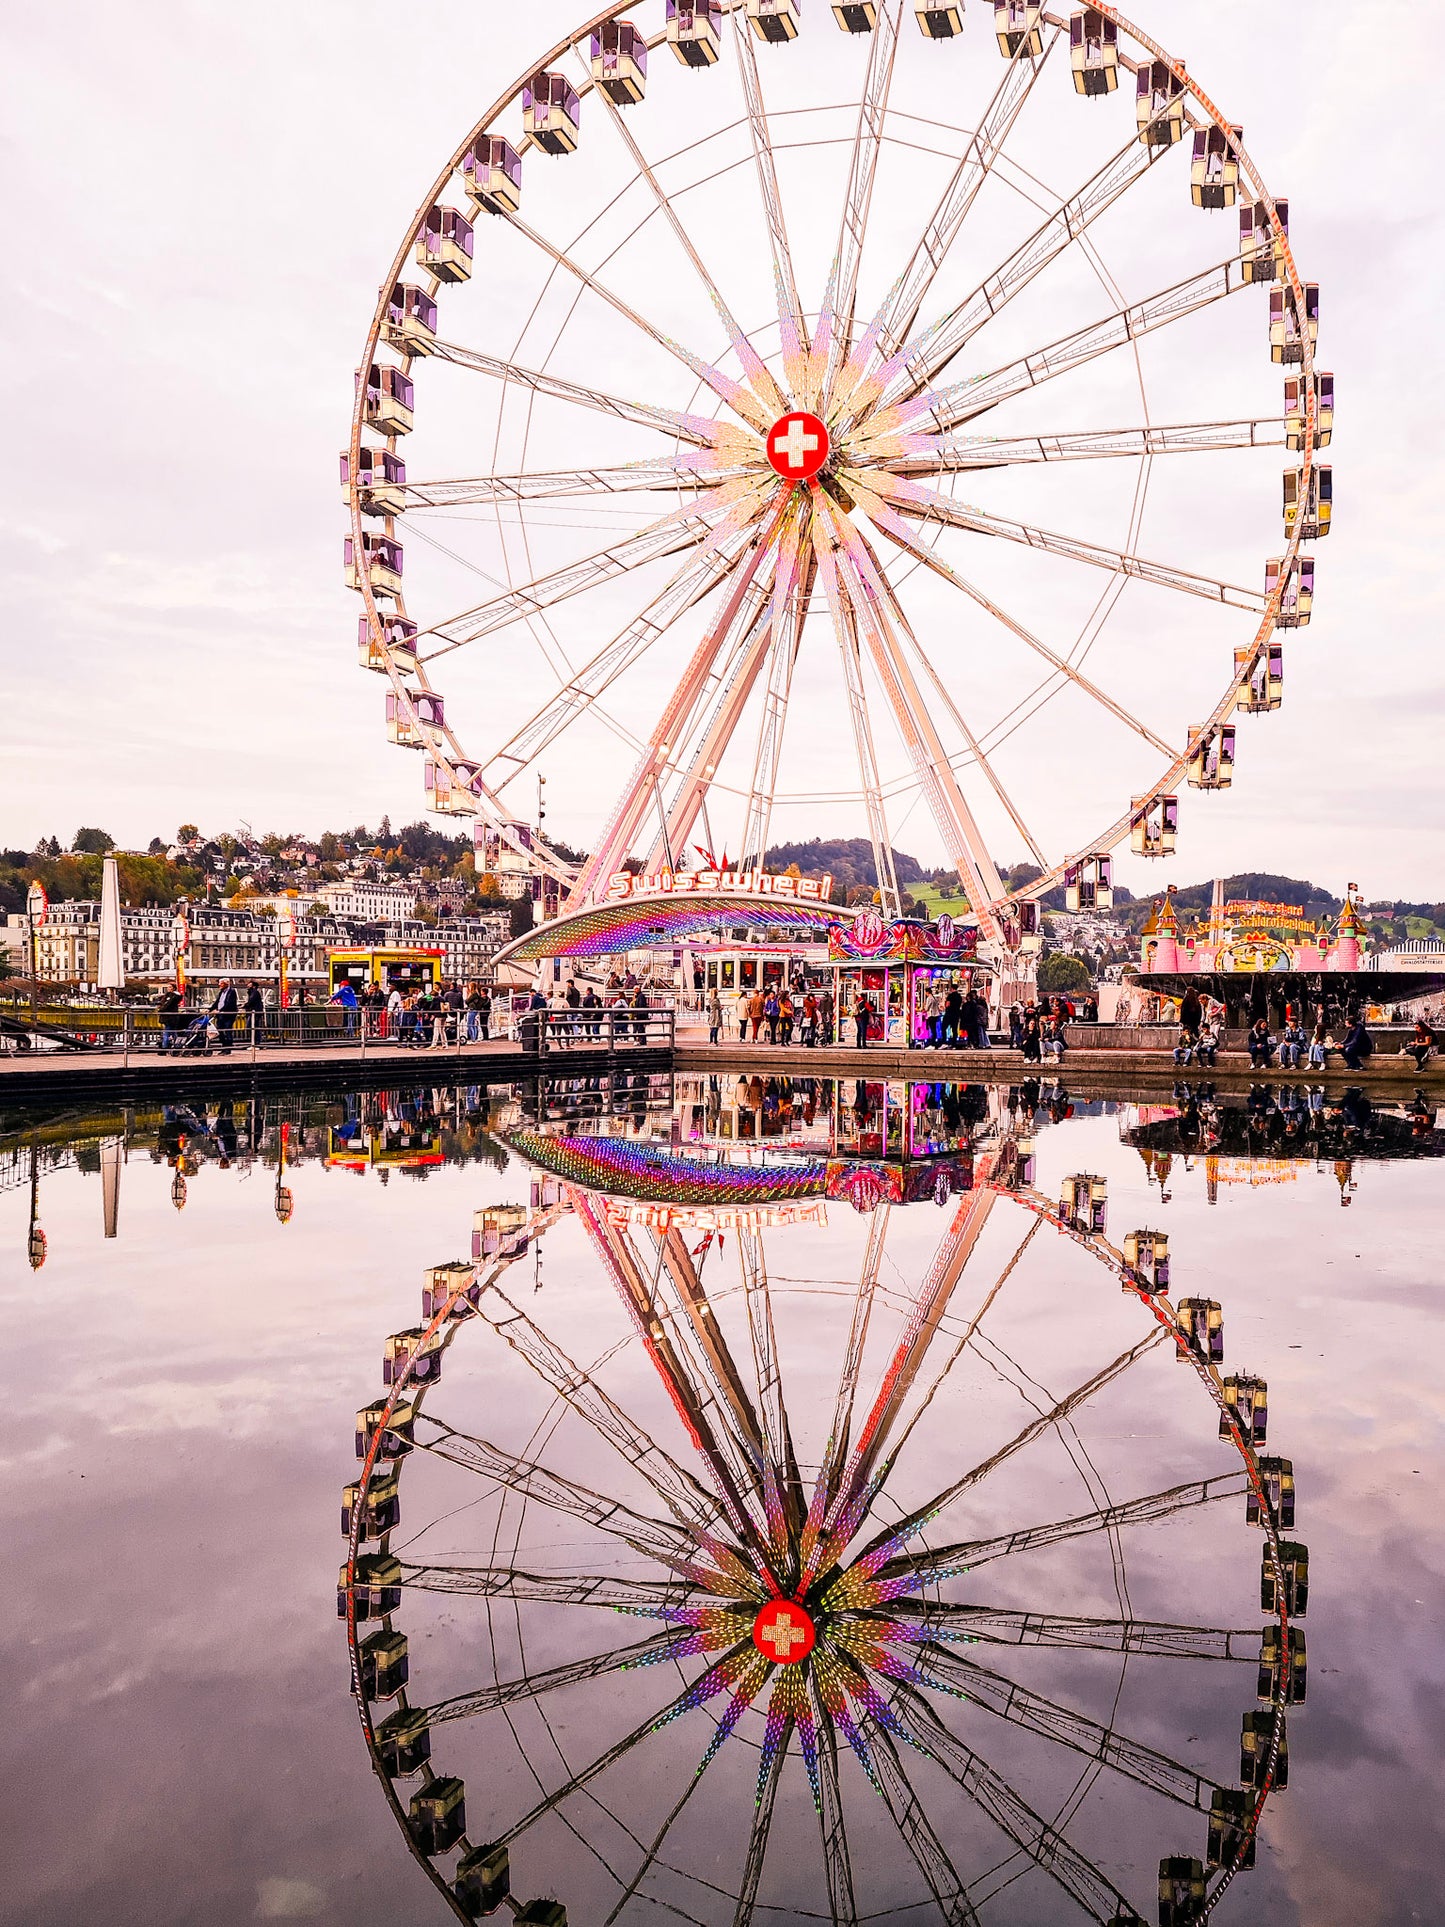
[767,410,829,482]
[752,1598,816,1664]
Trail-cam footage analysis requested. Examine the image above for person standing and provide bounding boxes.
[211,978,239,1054]
[582,985,601,1040]
[707,989,723,1044]
[852,994,870,1050]
[243,981,264,1046]
[942,987,963,1049]
[802,991,818,1048]
[778,990,795,1046]
[158,985,182,1053]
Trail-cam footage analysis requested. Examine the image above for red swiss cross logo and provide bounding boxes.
[752,1598,816,1665]
[766,410,830,483]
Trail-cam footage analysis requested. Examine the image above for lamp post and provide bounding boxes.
[25,881,47,1035]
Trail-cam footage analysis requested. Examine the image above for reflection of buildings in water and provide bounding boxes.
[342,1096,1305,1925]
[1123,1084,1443,1204]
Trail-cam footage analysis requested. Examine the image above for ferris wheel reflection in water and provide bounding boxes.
[342,1080,1305,1925]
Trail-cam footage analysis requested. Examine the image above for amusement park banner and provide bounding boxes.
[828,911,979,966]
[605,867,834,903]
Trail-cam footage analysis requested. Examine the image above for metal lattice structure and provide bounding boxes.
[342,1101,1303,1922]
[346,2,1327,950]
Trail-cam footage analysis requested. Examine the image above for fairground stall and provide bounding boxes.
[1134,885,1445,1024]
[327,946,444,998]
[828,912,994,1046]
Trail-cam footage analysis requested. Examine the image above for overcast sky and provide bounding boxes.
[4,2,1441,896]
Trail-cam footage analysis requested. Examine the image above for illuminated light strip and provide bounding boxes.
[508,1132,830,1208]
[496,891,849,964]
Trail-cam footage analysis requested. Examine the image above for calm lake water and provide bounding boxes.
[2,1072,1441,1927]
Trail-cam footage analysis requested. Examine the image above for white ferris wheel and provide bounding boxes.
[344,0,1329,944]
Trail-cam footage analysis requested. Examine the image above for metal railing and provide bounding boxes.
[0,1000,676,1063]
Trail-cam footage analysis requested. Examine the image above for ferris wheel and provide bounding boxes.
[345,1,1329,942]
[342,1114,1304,1922]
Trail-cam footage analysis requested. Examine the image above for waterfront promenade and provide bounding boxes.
[3,1019,1442,1105]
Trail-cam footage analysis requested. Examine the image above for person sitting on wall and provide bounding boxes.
[1403,1019,1436,1071]
[1173,1024,1199,1067]
[1196,1019,1220,1069]
[1279,1017,1307,1070]
[1340,1015,1374,1071]
[1248,1018,1275,1069]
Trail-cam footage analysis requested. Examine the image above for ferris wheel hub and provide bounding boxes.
[765,410,830,484]
[752,1596,817,1664]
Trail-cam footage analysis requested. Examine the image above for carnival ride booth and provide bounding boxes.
[328,948,444,997]
[828,912,993,1046]
[491,870,851,998]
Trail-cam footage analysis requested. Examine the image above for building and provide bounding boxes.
[7,902,180,987]
[316,881,417,922]
[382,915,510,983]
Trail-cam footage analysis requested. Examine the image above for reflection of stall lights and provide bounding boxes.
[275,1187,295,1224]
[170,1172,188,1212]
[508,1132,829,1207]
[602,1197,827,1234]
[27,1226,47,1270]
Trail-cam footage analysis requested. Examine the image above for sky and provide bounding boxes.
[4,1,1442,897]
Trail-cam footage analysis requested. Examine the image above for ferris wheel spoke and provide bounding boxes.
[811,1685,860,1927]
[424,334,730,449]
[733,1709,793,1927]
[864,473,1266,612]
[649,562,784,869]
[835,1330,1167,1591]
[860,1470,1252,1603]
[891,255,1255,437]
[569,491,793,903]
[411,1417,740,1591]
[800,1206,890,1572]
[864,1720,982,1927]
[843,1218,1043,1549]
[573,1191,777,1561]
[482,516,760,794]
[651,496,808,869]
[737,1231,807,1567]
[883,417,1288,476]
[602,1649,773,1927]
[420,1623,734,1729]
[889,1684,1144,1927]
[872,122,1172,414]
[393,1564,704,1614]
[499,1638,757,1846]
[824,511,1008,933]
[836,28,1061,419]
[728,6,811,396]
[400,457,752,509]
[815,1191,998,1572]
[858,491,1185,760]
[814,540,903,919]
[505,215,774,435]
[653,1227,774,1476]
[875,1599,1260,1662]
[866,564,1049,870]
[739,541,814,870]
[476,1283,736,1542]
[813,0,906,402]
[587,74,788,421]
[422,487,765,657]
[911,1642,1224,1811]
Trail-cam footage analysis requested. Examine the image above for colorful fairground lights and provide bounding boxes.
[342,1119,1304,1924]
[346,0,1330,962]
